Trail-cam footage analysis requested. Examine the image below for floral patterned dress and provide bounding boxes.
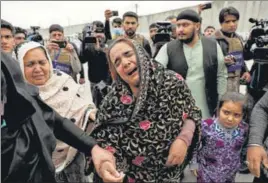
[91,39,202,182]
[191,118,248,183]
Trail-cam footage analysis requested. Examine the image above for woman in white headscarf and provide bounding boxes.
[15,41,97,182]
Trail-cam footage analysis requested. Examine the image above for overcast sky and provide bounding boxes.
[1,1,210,29]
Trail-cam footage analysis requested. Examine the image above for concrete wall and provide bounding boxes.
[38,23,87,40]
[38,1,267,39]
[137,1,267,37]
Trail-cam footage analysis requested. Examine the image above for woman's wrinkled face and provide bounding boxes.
[23,48,50,86]
[109,42,140,89]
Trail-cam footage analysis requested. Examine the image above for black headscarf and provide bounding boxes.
[1,52,57,183]
[92,38,202,181]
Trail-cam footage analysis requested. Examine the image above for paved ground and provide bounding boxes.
[181,166,254,183]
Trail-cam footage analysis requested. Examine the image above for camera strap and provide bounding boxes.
[53,49,62,62]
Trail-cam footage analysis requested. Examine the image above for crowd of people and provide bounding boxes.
[1,2,268,183]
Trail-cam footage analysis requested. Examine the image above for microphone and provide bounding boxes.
[249,18,257,23]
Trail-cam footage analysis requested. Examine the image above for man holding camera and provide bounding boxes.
[214,7,251,92]
[79,21,111,107]
[104,10,123,41]
[155,9,227,119]
[46,24,82,82]
[244,20,268,104]
[165,15,177,40]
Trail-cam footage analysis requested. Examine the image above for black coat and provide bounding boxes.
[1,52,97,183]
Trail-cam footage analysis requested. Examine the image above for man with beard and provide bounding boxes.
[148,23,158,57]
[79,21,111,107]
[155,9,227,119]
[120,11,152,57]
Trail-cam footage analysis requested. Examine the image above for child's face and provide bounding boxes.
[218,101,243,129]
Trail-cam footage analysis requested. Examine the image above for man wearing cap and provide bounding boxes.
[155,9,227,119]
[46,24,82,82]
[1,19,15,55]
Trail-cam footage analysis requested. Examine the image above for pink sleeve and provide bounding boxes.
[176,119,196,147]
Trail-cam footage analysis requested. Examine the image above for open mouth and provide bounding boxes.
[128,67,138,76]
[34,75,45,79]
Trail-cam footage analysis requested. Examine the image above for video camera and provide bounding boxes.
[27,26,44,45]
[246,18,268,98]
[152,21,172,44]
[81,22,106,58]
[82,22,105,44]
[247,18,268,63]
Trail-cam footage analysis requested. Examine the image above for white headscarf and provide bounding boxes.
[16,41,54,81]
[15,41,96,171]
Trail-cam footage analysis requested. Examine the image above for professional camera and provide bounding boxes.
[247,18,268,63]
[152,21,172,44]
[151,21,173,58]
[27,26,44,45]
[82,22,105,44]
[246,18,268,102]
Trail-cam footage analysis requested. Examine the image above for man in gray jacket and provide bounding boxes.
[247,92,268,183]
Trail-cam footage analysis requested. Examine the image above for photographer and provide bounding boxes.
[104,9,123,41]
[46,24,82,82]
[165,15,177,39]
[27,26,44,45]
[244,18,268,103]
[214,7,251,92]
[79,21,111,107]
[151,21,173,58]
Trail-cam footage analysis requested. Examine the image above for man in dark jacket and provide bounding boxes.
[214,6,251,92]
[79,21,111,107]
[247,92,268,183]
[1,52,123,183]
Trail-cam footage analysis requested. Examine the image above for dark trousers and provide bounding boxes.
[253,170,268,183]
[55,152,88,182]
